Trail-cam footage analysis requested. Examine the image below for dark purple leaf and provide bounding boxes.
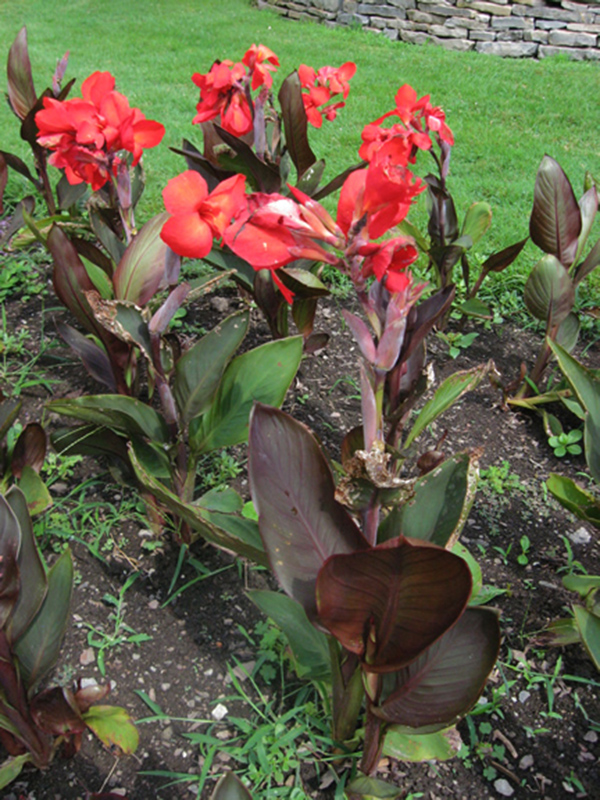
[5,487,47,644]
[480,237,528,275]
[48,225,99,332]
[398,286,455,367]
[0,196,36,248]
[149,283,191,335]
[71,238,114,277]
[11,423,46,477]
[248,404,368,619]
[0,151,37,185]
[0,495,20,628]
[52,51,69,96]
[56,174,87,211]
[7,28,37,120]
[574,237,600,286]
[374,607,501,728]
[56,321,117,392]
[170,138,231,191]
[278,71,316,181]
[313,162,366,202]
[530,155,581,267]
[214,124,282,193]
[524,254,574,326]
[30,686,85,735]
[303,332,329,355]
[316,538,472,671]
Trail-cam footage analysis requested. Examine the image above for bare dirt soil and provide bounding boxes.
[2,284,599,800]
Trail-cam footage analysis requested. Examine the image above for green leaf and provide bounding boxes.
[452,541,483,604]
[397,452,479,548]
[14,548,73,690]
[0,398,22,442]
[555,312,580,353]
[458,298,492,319]
[190,336,303,454]
[174,311,249,423]
[404,361,492,450]
[47,395,169,444]
[0,753,32,791]
[16,466,52,516]
[128,447,267,564]
[113,212,170,305]
[83,704,139,754]
[461,202,492,246]
[524,254,574,325]
[563,574,600,596]
[573,605,600,670]
[382,726,462,763]
[345,776,403,798]
[248,590,331,681]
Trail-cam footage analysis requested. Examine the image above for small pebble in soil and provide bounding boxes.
[518,690,531,703]
[211,703,228,720]
[583,730,598,743]
[567,527,592,545]
[519,754,534,770]
[494,778,514,796]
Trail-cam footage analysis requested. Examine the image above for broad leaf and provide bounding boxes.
[55,321,116,391]
[480,237,528,275]
[213,124,281,193]
[0,154,7,214]
[0,753,32,791]
[452,542,483,604]
[563,574,600,596]
[382,726,462,763]
[316,539,472,671]
[404,361,492,449]
[47,395,169,444]
[7,28,37,120]
[458,298,491,320]
[0,496,21,628]
[0,397,21,441]
[11,423,46,478]
[48,225,99,332]
[530,155,581,267]
[278,71,316,180]
[30,686,85,735]
[210,772,253,800]
[574,237,600,285]
[56,175,87,211]
[85,295,152,361]
[14,548,73,690]
[524,255,574,325]
[17,466,52,516]
[83,705,139,754]
[89,208,126,264]
[546,473,600,528]
[397,452,479,548]
[573,605,600,671]
[248,404,367,618]
[345,776,402,798]
[190,336,303,454]
[461,202,491,246]
[248,590,331,680]
[555,313,580,353]
[548,339,600,422]
[174,311,249,423]
[575,186,598,264]
[373,607,500,727]
[113,212,170,305]
[5,487,47,642]
[128,448,267,564]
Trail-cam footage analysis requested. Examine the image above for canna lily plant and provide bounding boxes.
[167,44,359,344]
[228,85,502,786]
[508,156,600,401]
[0,487,138,790]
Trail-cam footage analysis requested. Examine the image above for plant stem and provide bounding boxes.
[328,638,364,744]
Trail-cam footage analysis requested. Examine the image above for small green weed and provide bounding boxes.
[436,330,479,359]
[84,572,152,676]
[548,429,583,458]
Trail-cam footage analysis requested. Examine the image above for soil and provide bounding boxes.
[1,277,599,800]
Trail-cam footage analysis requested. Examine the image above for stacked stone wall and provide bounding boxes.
[258,0,600,59]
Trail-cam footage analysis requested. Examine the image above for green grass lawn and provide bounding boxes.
[1,0,599,290]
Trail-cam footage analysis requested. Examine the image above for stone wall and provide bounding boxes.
[258,0,600,59]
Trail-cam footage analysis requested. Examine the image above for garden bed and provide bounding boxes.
[2,284,599,800]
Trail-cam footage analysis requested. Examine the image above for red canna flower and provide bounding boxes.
[191,60,253,136]
[298,62,356,128]
[35,71,164,191]
[360,237,418,293]
[160,170,247,259]
[242,44,279,90]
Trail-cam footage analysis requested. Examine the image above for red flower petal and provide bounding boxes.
[160,213,213,259]
[163,171,209,215]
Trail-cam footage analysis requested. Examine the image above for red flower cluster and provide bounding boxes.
[298,62,356,128]
[192,44,279,137]
[35,71,165,191]
[359,84,453,164]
